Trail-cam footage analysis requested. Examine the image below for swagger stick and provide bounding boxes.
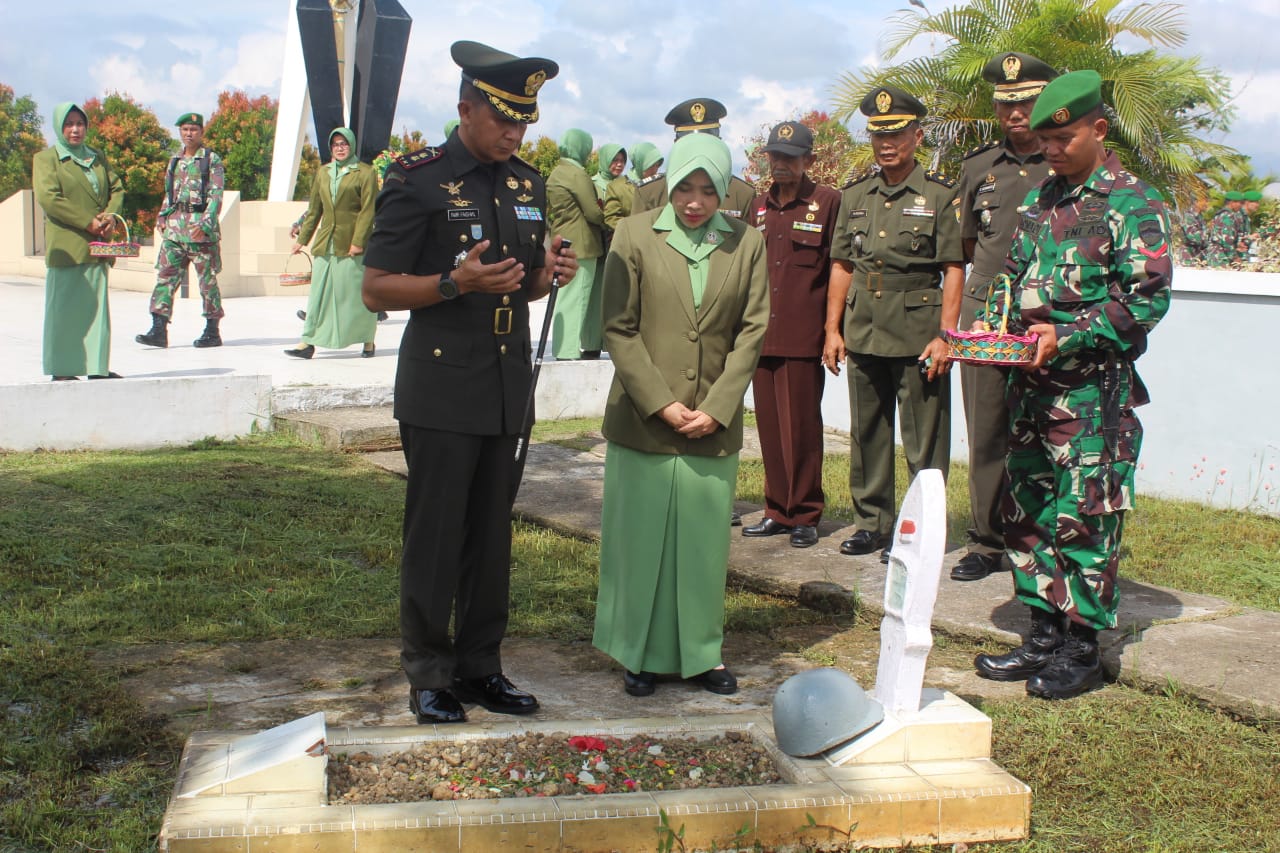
[510,239,572,503]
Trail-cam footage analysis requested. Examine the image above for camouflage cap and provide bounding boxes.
[452,40,559,124]
[1029,70,1103,130]
[175,112,204,127]
[761,120,814,157]
[1225,191,1245,202]
[665,98,727,138]
[1243,190,1263,202]
[982,52,1059,102]
[859,85,926,133]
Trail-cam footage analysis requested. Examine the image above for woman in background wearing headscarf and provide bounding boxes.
[546,128,605,360]
[32,102,124,381]
[593,142,626,203]
[286,128,378,359]
[605,141,661,232]
[592,134,769,697]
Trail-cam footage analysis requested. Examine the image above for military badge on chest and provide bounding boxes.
[440,180,473,208]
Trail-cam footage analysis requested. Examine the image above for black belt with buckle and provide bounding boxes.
[493,307,513,335]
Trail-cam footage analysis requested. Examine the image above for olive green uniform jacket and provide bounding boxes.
[32,146,123,267]
[297,162,378,256]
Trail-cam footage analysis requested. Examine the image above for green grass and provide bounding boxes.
[1,428,1278,851]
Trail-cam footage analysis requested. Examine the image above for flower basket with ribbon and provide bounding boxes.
[278,251,312,286]
[944,273,1038,365]
[88,213,140,259]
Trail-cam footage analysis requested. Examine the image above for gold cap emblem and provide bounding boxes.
[778,123,794,140]
[875,90,892,114]
[691,102,706,123]
[525,70,547,96]
[1003,55,1021,81]
[1052,107,1071,125]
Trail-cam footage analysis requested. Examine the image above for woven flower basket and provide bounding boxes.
[945,273,1038,365]
[279,251,312,286]
[88,213,140,259]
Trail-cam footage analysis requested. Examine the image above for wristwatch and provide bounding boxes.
[438,276,459,300]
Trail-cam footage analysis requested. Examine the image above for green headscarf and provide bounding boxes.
[596,143,624,178]
[629,141,663,182]
[328,127,359,198]
[53,102,95,168]
[443,119,459,140]
[664,133,730,200]
[558,128,593,166]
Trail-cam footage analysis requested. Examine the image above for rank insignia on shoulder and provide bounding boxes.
[841,168,874,188]
[398,147,442,170]
[638,174,663,187]
[925,170,956,188]
[963,140,999,160]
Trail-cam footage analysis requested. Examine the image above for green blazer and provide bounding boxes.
[546,160,604,259]
[298,163,377,257]
[32,146,123,268]
[601,208,770,457]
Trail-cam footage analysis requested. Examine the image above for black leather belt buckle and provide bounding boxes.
[866,271,883,291]
[493,307,513,335]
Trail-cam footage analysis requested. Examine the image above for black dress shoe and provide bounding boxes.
[880,547,891,565]
[88,372,123,379]
[742,517,793,537]
[789,525,818,548]
[409,687,466,724]
[839,530,889,556]
[690,667,738,695]
[580,349,601,360]
[951,552,1001,581]
[453,673,539,715]
[361,343,376,358]
[284,344,315,359]
[730,511,742,527]
[296,309,307,321]
[623,670,656,697]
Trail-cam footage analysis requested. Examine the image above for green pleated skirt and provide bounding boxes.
[300,254,377,350]
[592,442,739,677]
[43,262,111,378]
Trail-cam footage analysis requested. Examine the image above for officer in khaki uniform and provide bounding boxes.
[822,85,964,561]
[951,52,1058,581]
[632,98,756,221]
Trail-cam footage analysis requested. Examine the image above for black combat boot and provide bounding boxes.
[975,606,1065,681]
[135,313,168,348]
[1025,623,1105,700]
[193,318,222,348]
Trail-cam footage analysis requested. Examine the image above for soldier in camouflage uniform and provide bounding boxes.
[1205,191,1245,268]
[136,112,225,348]
[972,72,1172,700]
[1174,194,1209,265]
[1242,190,1263,262]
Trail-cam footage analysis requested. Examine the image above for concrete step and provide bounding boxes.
[272,404,399,452]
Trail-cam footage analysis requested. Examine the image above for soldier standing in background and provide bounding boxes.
[973,71,1172,700]
[822,85,964,563]
[1174,193,1209,265]
[1206,190,1245,267]
[136,112,225,349]
[950,52,1057,582]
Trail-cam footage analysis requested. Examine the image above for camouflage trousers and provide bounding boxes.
[1001,368,1143,631]
[150,239,224,319]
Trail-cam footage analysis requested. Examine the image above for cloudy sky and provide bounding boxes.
[4,0,1277,178]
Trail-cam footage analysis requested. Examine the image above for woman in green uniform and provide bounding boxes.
[286,128,378,359]
[32,102,124,381]
[592,133,769,697]
[593,142,626,203]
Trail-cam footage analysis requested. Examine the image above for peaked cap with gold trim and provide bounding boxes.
[452,40,558,123]
[859,85,926,133]
[982,52,1058,103]
[665,97,727,138]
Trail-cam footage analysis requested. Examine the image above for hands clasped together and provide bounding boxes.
[660,401,721,439]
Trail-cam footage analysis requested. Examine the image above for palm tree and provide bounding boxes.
[830,0,1244,204]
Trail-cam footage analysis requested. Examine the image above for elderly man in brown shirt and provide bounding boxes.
[740,121,841,549]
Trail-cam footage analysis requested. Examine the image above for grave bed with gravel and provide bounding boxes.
[328,731,782,803]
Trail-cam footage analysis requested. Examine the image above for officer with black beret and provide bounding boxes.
[822,84,964,562]
[632,97,757,220]
[362,40,579,725]
[951,52,1058,582]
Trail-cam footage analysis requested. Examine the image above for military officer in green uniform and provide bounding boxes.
[822,85,964,562]
[632,98,756,221]
[136,112,226,349]
[951,52,1058,581]
[361,41,578,725]
[973,71,1172,700]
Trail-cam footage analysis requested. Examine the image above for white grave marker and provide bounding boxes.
[873,468,947,715]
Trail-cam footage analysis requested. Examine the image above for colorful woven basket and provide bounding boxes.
[278,251,312,286]
[88,213,140,259]
[945,274,1038,365]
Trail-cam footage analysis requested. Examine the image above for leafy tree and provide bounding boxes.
[203,90,277,202]
[830,0,1243,204]
[518,135,560,179]
[0,84,45,202]
[742,110,857,191]
[292,138,320,201]
[82,92,172,235]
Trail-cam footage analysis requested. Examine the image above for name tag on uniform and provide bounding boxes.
[977,183,996,194]
[849,209,867,219]
[514,206,543,221]
[722,209,741,218]
[902,207,935,217]
[448,209,480,221]
[792,221,823,233]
